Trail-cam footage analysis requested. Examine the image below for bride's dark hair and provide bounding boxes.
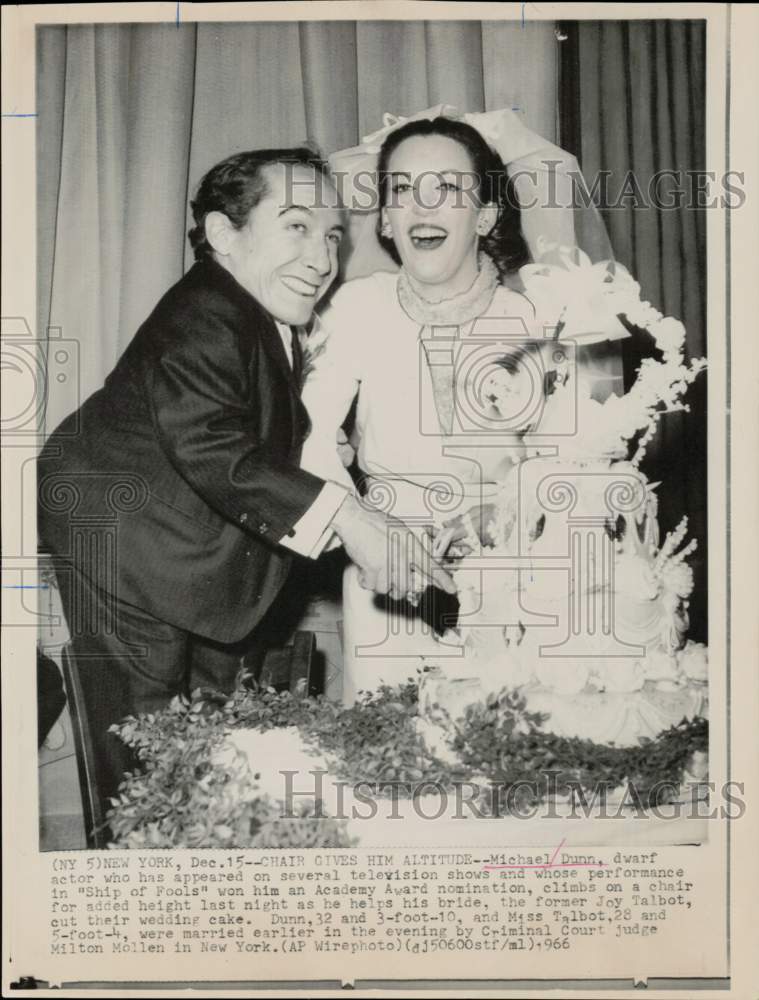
[376,117,530,279]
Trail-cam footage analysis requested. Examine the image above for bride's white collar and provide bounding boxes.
[397,254,500,326]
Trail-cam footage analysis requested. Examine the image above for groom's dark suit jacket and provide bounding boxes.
[38,257,326,643]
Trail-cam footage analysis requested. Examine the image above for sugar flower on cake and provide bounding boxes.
[519,241,628,344]
[650,315,687,358]
[593,657,646,694]
[532,658,592,695]
[678,641,709,682]
[614,551,660,602]
[654,518,697,611]
[643,645,682,685]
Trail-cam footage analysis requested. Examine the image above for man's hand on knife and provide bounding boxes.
[330,494,457,599]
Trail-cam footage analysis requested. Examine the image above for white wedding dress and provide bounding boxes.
[301,262,549,704]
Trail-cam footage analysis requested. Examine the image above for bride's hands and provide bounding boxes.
[433,502,500,559]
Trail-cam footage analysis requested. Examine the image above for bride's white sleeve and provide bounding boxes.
[300,281,367,491]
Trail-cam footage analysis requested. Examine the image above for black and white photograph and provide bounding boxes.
[30,10,713,851]
[3,1,757,993]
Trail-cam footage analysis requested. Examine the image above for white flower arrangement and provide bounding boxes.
[678,641,709,682]
[299,314,331,387]
[518,244,707,466]
[425,245,708,733]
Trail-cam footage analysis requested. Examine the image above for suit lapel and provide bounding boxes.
[256,311,296,389]
[197,258,298,392]
[196,260,308,440]
[255,315,311,445]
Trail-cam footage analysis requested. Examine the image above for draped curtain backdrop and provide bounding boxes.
[37,19,559,431]
[560,20,707,638]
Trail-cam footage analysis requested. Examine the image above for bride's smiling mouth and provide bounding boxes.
[408,224,448,250]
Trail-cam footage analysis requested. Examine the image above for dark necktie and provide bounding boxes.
[289,326,303,390]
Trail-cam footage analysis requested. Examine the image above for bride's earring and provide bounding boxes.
[477,205,498,238]
[380,221,393,238]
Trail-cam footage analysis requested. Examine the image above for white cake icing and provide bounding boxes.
[418,250,708,748]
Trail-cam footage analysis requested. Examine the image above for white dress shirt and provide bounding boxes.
[274,322,347,559]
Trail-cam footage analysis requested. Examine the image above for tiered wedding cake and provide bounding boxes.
[419,249,708,748]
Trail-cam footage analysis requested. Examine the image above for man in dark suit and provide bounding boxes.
[38,148,454,815]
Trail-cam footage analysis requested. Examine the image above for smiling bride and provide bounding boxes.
[300,107,705,754]
[300,110,611,705]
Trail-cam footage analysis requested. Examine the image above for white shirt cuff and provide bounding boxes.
[278,482,348,559]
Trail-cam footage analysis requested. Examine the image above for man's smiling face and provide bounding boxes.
[223,163,344,325]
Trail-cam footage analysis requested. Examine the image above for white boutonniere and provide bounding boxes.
[298,315,330,389]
